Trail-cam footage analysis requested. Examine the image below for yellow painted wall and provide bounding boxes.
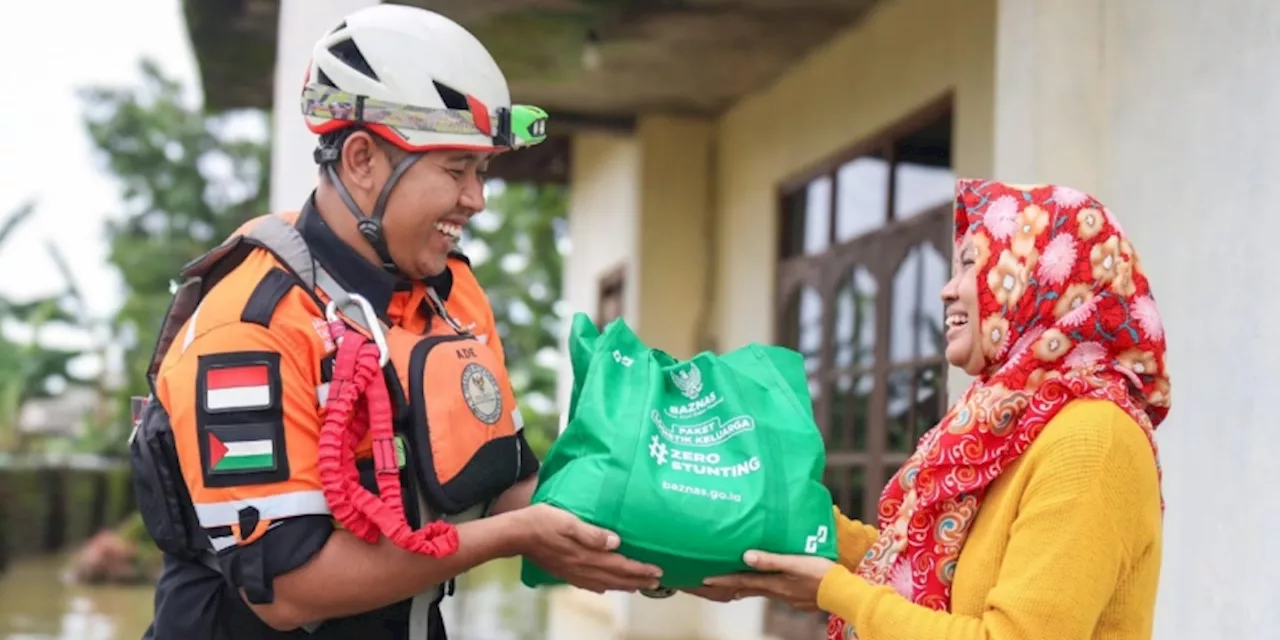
[555,132,641,426]
[713,0,996,353]
[633,115,716,360]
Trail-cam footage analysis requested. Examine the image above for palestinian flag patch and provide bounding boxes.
[208,431,277,473]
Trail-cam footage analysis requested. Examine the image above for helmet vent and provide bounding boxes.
[328,38,380,82]
[329,20,347,34]
[432,80,470,111]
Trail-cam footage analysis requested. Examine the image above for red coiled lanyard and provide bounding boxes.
[315,292,459,557]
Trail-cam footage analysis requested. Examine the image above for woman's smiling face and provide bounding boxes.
[940,230,985,376]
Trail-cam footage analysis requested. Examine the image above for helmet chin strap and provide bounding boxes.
[323,151,424,276]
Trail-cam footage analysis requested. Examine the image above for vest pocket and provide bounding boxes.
[405,335,522,515]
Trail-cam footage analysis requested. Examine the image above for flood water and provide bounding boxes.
[0,555,545,639]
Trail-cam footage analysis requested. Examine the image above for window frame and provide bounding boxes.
[765,94,956,639]
[596,265,627,330]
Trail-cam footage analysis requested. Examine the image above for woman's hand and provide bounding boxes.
[700,551,836,612]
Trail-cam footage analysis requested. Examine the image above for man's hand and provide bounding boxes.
[515,504,664,593]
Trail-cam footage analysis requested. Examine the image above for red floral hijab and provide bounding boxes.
[828,179,1171,639]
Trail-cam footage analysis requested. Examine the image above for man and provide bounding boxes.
[137,5,661,639]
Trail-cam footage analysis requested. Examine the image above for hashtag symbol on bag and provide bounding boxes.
[648,435,668,466]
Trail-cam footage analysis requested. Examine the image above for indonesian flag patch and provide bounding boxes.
[204,363,272,412]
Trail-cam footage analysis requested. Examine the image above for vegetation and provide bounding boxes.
[81,59,272,454]
[462,182,569,457]
[0,202,101,454]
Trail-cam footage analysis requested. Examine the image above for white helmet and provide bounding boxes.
[301,4,547,153]
[297,5,547,273]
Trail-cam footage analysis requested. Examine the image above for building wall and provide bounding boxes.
[268,0,381,213]
[992,0,1280,636]
[713,0,996,402]
[633,116,717,360]
[555,132,642,425]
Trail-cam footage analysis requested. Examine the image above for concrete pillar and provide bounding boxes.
[268,0,380,213]
[556,132,641,433]
[990,0,1107,194]
[624,115,772,640]
[962,0,1109,405]
[631,115,716,358]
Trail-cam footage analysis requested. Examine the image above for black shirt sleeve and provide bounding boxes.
[215,515,334,605]
[517,429,541,481]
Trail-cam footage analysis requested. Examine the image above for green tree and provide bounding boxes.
[0,201,98,453]
[465,181,568,457]
[80,59,271,451]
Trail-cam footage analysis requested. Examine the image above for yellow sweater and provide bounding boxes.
[818,399,1164,640]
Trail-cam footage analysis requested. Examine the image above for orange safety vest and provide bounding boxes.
[129,211,526,618]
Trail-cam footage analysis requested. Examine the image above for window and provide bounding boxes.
[596,266,626,329]
[766,97,956,639]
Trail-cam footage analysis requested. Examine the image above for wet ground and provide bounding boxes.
[0,555,545,639]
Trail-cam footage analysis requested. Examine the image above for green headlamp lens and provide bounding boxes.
[509,105,548,148]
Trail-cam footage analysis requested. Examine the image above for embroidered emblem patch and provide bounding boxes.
[461,362,502,424]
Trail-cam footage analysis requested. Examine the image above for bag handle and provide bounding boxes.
[566,313,603,428]
[745,345,801,556]
[589,319,654,529]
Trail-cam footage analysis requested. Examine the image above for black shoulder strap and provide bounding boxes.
[244,215,385,337]
[144,214,320,391]
[145,236,253,391]
[240,268,297,328]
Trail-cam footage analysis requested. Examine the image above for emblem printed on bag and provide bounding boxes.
[670,362,703,400]
[461,362,502,424]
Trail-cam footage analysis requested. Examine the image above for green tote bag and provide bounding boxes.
[521,313,837,590]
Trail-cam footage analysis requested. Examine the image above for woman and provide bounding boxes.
[698,179,1171,640]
